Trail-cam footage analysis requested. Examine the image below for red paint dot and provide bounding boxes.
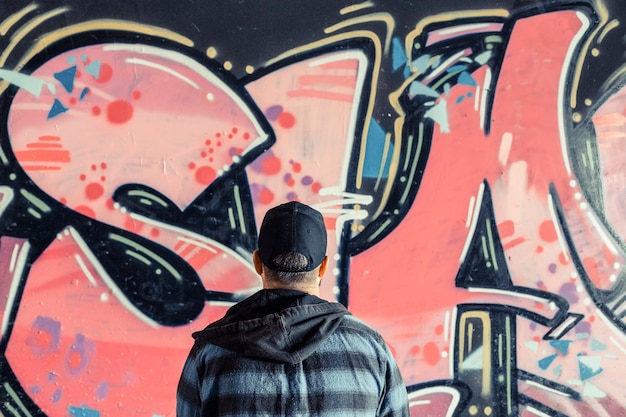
[101,162,107,169]
[132,90,142,100]
[85,182,104,200]
[278,111,296,128]
[539,220,558,242]
[262,156,281,175]
[60,197,67,204]
[92,106,101,116]
[311,181,322,194]
[36,330,52,348]
[434,325,444,335]
[291,162,302,173]
[410,345,421,355]
[69,97,77,105]
[188,162,196,170]
[259,188,274,205]
[536,245,544,253]
[96,63,113,83]
[195,166,216,185]
[150,228,160,238]
[243,132,250,140]
[423,341,440,366]
[79,174,86,181]
[106,100,134,124]
[558,252,569,265]
[286,177,295,187]
[232,127,238,134]
[205,139,212,145]
[74,205,96,218]
[68,350,83,370]
[105,198,115,210]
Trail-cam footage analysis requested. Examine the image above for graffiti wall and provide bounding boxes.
[0,0,625,415]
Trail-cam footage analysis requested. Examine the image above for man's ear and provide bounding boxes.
[318,255,328,278]
[252,250,263,275]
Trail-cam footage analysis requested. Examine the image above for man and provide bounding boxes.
[177,201,409,416]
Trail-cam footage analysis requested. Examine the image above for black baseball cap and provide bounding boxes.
[258,201,327,272]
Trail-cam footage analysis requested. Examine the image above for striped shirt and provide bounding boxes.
[177,289,409,417]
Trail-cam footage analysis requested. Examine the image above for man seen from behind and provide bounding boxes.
[176,201,409,416]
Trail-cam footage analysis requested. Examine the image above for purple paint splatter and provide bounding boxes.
[558,282,579,304]
[26,316,61,357]
[265,105,283,121]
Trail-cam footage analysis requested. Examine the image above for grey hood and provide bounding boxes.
[192,289,350,365]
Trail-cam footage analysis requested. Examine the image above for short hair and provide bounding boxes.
[263,252,319,285]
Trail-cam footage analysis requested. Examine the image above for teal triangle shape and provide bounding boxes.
[47,99,68,119]
[362,119,392,178]
[579,355,602,370]
[391,37,407,71]
[409,81,440,98]
[411,54,432,74]
[549,339,572,355]
[538,353,558,370]
[84,60,101,79]
[578,359,603,381]
[591,338,606,351]
[53,65,77,93]
[458,71,477,87]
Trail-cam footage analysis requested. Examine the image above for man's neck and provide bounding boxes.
[262,282,320,296]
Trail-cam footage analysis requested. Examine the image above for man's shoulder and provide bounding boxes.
[336,314,385,341]
[191,337,236,361]
[339,313,377,329]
